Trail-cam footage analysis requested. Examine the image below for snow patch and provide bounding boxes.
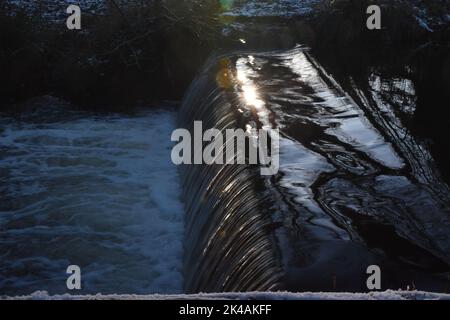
[3,290,450,300]
[415,15,434,32]
[222,0,319,18]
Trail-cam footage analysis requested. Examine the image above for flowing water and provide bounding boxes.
[179,46,450,293]
[1,46,449,296]
[0,98,184,295]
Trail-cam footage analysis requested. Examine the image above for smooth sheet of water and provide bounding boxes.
[179,47,450,293]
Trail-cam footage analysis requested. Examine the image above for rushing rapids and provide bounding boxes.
[179,47,450,293]
[0,100,185,295]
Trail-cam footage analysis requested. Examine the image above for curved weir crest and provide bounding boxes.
[178,47,450,293]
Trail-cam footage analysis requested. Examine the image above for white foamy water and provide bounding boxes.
[0,100,184,295]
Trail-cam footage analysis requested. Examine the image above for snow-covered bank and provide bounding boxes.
[222,0,319,17]
[220,0,448,31]
[4,290,450,300]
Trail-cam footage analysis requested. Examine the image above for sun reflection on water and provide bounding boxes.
[236,57,265,110]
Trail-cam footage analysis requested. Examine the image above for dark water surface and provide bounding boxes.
[180,45,450,293]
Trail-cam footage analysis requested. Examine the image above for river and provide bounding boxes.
[0,98,184,295]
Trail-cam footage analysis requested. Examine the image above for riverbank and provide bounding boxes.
[1,0,448,108]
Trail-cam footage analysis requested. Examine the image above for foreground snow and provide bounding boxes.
[4,290,450,300]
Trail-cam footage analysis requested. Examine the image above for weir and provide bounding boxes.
[178,55,284,293]
[178,47,450,293]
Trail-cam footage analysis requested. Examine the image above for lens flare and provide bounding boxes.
[219,0,235,11]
